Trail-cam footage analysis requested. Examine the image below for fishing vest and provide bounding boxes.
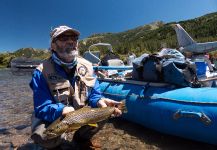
[36,56,96,110]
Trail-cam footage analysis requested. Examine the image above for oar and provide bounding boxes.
[93,66,133,71]
[199,76,217,82]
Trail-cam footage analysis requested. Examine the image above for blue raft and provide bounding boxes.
[98,79,217,145]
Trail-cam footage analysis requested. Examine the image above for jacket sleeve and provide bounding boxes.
[29,69,65,123]
[87,79,103,108]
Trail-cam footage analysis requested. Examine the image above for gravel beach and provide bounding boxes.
[0,69,216,150]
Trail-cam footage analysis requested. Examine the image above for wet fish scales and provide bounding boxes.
[64,107,114,124]
[44,100,126,139]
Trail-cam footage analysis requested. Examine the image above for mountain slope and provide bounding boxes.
[1,12,217,68]
[79,12,217,58]
[0,48,50,68]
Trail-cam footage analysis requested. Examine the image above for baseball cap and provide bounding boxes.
[50,25,80,42]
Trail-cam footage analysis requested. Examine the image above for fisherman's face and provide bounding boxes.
[52,32,79,63]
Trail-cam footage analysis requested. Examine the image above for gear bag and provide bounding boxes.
[162,58,198,87]
[132,54,162,82]
[132,53,199,87]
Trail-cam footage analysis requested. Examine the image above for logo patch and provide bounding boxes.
[78,66,87,76]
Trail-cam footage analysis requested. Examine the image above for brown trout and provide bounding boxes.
[44,100,126,139]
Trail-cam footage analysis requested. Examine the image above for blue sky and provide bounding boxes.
[0,0,216,52]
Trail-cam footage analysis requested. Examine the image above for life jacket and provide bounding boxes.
[36,56,96,110]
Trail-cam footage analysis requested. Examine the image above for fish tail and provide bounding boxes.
[118,100,127,113]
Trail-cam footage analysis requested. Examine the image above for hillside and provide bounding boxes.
[0,48,50,68]
[79,12,217,59]
[1,12,217,68]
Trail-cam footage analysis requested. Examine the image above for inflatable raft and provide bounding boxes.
[88,43,217,144]
[98,78,217,145]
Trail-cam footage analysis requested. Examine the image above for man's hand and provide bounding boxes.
[62,106,75,116]
[97,98,122,117]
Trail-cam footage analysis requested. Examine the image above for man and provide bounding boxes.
[127,52,136,66]
[30,25,122,149]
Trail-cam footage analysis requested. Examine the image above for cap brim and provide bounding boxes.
[51,26,80,42]
[60,29,80,37]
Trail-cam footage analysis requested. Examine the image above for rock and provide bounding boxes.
[10,135,30,148]
[17,143,45,150]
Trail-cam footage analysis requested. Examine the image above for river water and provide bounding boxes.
[0,69,216,150]
[0,69,32,129]
[0,69,33,148]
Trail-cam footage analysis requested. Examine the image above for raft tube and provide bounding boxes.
[99,79,217,145]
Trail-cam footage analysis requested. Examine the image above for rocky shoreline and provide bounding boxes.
[1,117,217,150]
[0,69,217,150]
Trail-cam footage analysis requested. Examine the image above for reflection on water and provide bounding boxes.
[0,69,33,132]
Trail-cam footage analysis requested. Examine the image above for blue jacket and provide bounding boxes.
[29,62,102,123]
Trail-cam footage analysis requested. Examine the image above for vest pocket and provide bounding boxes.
[53,88,70,105]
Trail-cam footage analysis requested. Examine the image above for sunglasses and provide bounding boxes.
[56,35,79,42]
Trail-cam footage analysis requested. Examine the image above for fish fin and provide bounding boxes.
[118,100,128,113]
[88,123,98,127]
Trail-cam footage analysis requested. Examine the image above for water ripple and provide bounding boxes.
[0,69,33,137]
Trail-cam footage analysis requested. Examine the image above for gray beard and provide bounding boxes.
[56,49,78,63]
